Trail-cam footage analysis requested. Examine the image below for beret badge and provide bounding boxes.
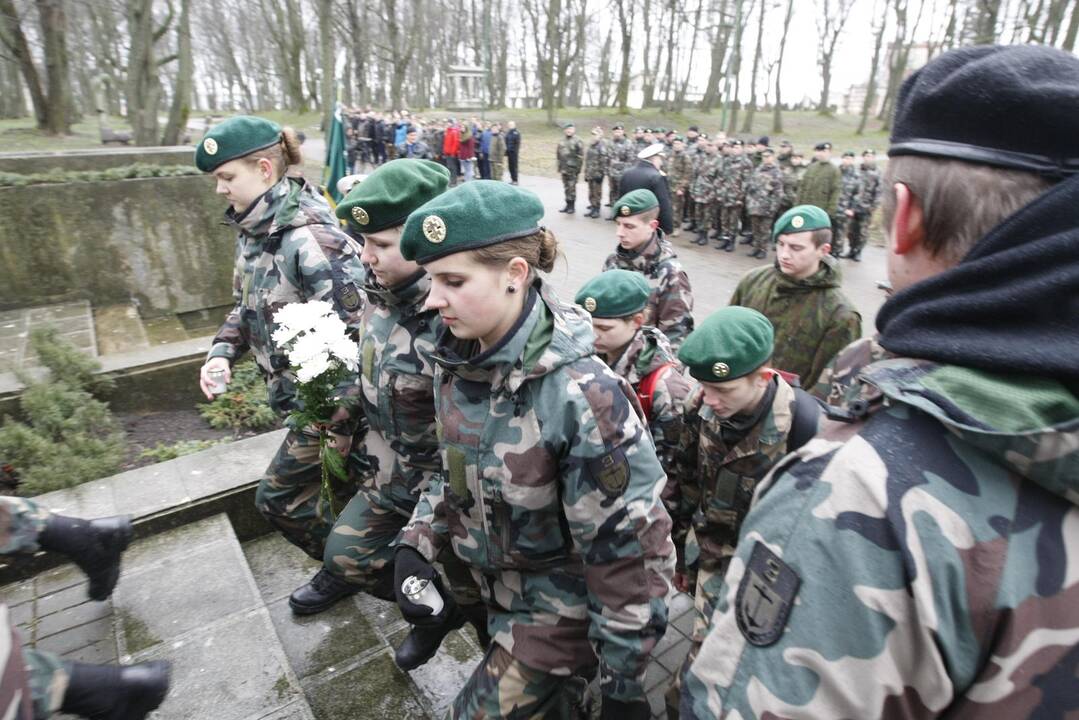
[351,207,370,225]
[203,138,218,156]
[712,362,730,378]
[791,215,804,229]
[423,215,447,244]
[583,297,597,312]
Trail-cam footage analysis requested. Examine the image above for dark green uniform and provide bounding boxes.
[795,159,841,216]
[556,135,585,208]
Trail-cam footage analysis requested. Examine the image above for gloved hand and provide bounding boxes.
[599,696,650,720]
[393,546,456,627]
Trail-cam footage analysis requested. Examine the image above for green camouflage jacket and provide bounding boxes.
[608,137,636,180]
[795,159,841,216]
[855,162,883,216]
[556,136,585,175]
[398,280,674,702]
[780,164,804,209]
[717,155,754,207]
[603,234,695,351]
[681,357,1079,719]
[668,376,797,576]
[584,137,611,180]
[0,497,48,718]
[730,258,861,389]
[489,133,507,163]
[691,154,721,203]
[208,176,366,431]
[667,148,695,192]
[836,165,861,214]
[745,163,784,217]
[357,271,441,508]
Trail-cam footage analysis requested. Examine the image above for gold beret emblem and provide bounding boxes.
[203,137,218,156]
[583,297,597,312]
[791,215,805,229]
[423,215,447,244]
[351,206,370,225]
[620,205,631,216]
[712,362,730,378]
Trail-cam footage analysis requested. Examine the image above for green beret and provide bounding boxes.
[678,307,774,383]
[196,115,282,172]
[400,181,544,264]
[574,270,651,318]
[772,204,832,239]
[335,159,450,233]
[612,189,659,219]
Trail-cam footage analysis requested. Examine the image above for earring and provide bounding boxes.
[507,286,517,294]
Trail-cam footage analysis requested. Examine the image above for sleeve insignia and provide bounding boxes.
[735,542,800,646]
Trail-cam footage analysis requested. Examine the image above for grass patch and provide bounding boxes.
[137,439,224,463]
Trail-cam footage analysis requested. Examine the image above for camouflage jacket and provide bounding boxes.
[796,159,841,216]
[556,136,585,175]
[669,375,797,575]
[608,137,636,180]
[603,234,695,350]
[0,497,46,719]
[584,137,611,180]
[729,257,861,388]
[208,176,366,432]
[690,154,721,203]
[489,133,507,162]
[667,148,694,192]
[357,271,441,509]
[606,326,693,468]
[717,155,754,207]
[836,165,861,214]
[744,163,784,217]
[398,280,674,701]
[680,358,1079,719]
[855,162,883,215]
[780,164,804,209]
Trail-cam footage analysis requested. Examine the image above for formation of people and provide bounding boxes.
[5,43,1075,720]
[555,123,882,262]
[343,108,523,185]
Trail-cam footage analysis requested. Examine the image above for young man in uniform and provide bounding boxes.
[555,123,584,213]
[667,136,694,237]
[832,150,861,257]
[729,205,861,388]
[690,138,720,245]
[796,141,840,218]
[681,45,1079,720]
[744,148,784,259]
[583,126,611,219]
[603,189,695,350]
[663,306,820,720]
[842,148,882,261]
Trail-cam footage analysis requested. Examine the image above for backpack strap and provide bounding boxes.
[786,387,823,453]
[637,363,674,423]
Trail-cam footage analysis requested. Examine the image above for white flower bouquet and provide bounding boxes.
[272,300,359,515]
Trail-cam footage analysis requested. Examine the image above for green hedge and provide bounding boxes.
[0,163,202,188]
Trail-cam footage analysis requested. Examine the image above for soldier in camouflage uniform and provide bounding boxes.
[776,151,804,222]
[488,123,507,181]
[195,116,368,603]
[667,137,694,238]
[556,123,585,213]
[607,125,634,211]
[796,141,841,216]
[715,140,754,252]
[690,139,720,245]
[842,149,882,261]
[681,45,1079,720]
[605,189,696,350]
[663,307,820,720]
[729,206,861,388]
[583,126,611,219]
[395,181,674,719]
[832,151,861,257]
[743,148,784,258]
[0,496,169,719]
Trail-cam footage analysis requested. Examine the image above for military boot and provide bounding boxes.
[846,248,862,262]
[714,235,730,251]
[567,202,576,214]
[39,515,133,601]
[289,568,360,615]
[694,232,709,246]
[394,607,468,671]
[60,660,170,720]
[558,203,571,213]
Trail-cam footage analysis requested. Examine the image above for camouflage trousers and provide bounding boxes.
[847,212,868,255]
[671,191,688,231]
[26,647,66,719]
[255,428,362,561]
[607,176,621,205]
[692,199,716,233]
[587,178,604,209]
[749,215,772,251]
[561,173,579,206]
[664,560,725,720]
[491,161,504,182]
[719,205,743,238]
[448,643,590,719]
[831,215,848,256]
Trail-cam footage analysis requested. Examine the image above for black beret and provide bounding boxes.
[814,142,832,151]
[730,139,744,146]
[889,44,1079,177]
[688,125,699,132]
[613,124,624,130]
[757,136,769,145]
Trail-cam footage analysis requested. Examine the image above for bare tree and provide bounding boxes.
[673,0,705,112]
[771,0,795,132]
[857,0,888,134]
[0,0,73,133]
[740,0,768,132]
[815,0,859,115]
[1064,0,1079,50]
[972,0,1001,41]
[611,0,635,113]
[161,0,192,144]
[700,0,735,111]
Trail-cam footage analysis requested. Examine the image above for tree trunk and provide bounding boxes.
[161,0,192,145]
[701,0,733,112]
[771,0,795,133]
[740,0,766,132]
[1063,0,1079,50]
[39,0,73,132]
[857,0,888,134]
[724,0,749,132]
[125,0,168,145]
[0,0,49,128]
[974,0,1001,42]
[674,0,704,112]
[613,0,632,113]
[319,0,334,133]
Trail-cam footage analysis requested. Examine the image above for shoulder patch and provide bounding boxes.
[735,541,800,646]
[335,282,363,312]
[588,447,630,498]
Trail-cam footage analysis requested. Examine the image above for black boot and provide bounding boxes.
[567,202,575,214]
[558,203,571,213]
[694,232,708,246]
[714,235,730,251]
[739,234,753,245]
[289,568,360,615]
[60,660,170,720]
[848,249,862,262]
[39,515,133,602]
[748,248,767,259]
[394,608,468,671]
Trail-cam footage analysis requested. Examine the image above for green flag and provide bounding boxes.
[323,102,348,205]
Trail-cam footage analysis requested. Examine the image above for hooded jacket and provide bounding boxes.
[398,279,674,702]
[680,173,1079,720]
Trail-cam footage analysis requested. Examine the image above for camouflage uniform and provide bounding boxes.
[0,497,67,719]
[664,376,801,719]
[603,234,695,351]
[208,176,367,560]
[488,132,507,181]
[833,164,861,256]
[795,158,841,216]
[680,340,1079,719]
[398,281,675,715]
[556,135,585,208]
[717,154,753,239]
[729,257,861,388]
[777,163,804,220]
[744,163,784,252]
[690,154,720,236]
[847,162,882,257]
[584,137,611,211]
[607,137,636,204]
[667,148,694,234]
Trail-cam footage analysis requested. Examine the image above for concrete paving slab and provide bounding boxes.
[107,461,190,516]
[305,651,430,720]
[387,625,483,718]
[118,514,234,569]
[242,532,322,604]
[35,617,113,656]
[252,700,318,720]
[174,430,286,500]
[35,480,118,519]
[266,597,381,680]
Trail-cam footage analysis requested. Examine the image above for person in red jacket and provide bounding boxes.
[442,120,461,185]
[458,127,477,182]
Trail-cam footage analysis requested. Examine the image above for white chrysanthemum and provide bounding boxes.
[273,301,337,345]
[296,352,332,383]
[287,331,327,366]
[329,336,359,371]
